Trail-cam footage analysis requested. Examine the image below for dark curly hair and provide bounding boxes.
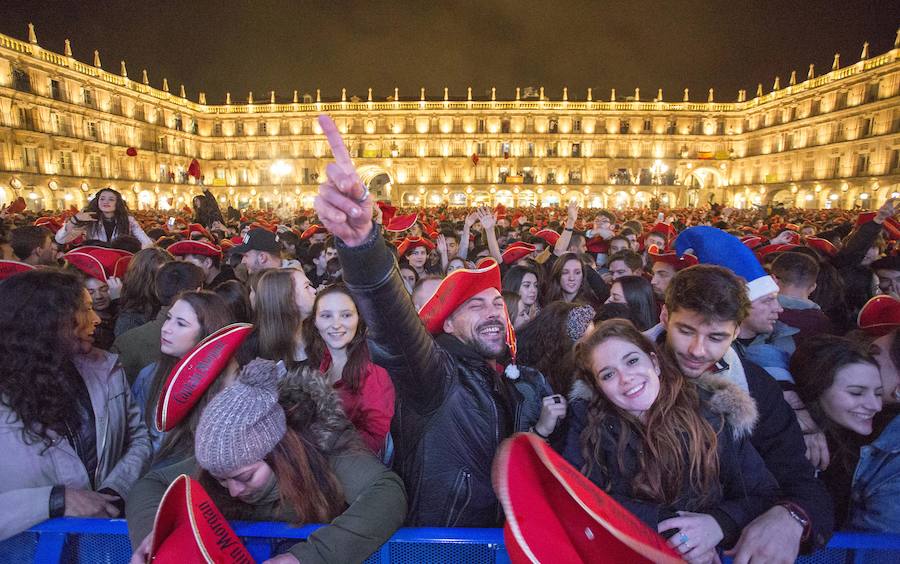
[84,188,130,237]
[0,269,86,446]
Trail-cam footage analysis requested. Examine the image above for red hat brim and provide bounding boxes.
[386,213,418,233]
[805,237,837,257]
[300,225,328,240]
[647,245,699,270]
[156,323,253,432]
[0,260,36,281]
[502,243,536,265]
[493,433,683,564]
[150,474,252,563]
[535,229,560,246]
[419,260,502,334]
[168,240,224,260]
[858,295,900,337]
[397,237,435,257]
[586,236,609,254]
[65,251,108,282]
[648,222,676,240]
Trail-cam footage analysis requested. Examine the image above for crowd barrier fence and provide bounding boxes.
[0,518,898,563]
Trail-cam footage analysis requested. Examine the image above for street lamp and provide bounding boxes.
[270,160,293,210]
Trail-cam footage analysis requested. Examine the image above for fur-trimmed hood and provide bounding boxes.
[278,365,361,452]
[568,373,758,440]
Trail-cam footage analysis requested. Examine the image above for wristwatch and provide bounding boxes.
[779,502,810,540]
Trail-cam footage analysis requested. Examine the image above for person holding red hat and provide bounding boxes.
[168,239,236,287]
[314,114,562,527]
[0,270,151,541]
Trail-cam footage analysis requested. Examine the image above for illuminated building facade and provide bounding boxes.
[1,24,899,212]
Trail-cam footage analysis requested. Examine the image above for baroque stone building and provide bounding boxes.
[1,24,899,212]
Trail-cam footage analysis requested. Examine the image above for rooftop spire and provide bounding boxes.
[93,50,101,68]
[611,88,616,101]
[316,89,321,103]
[515,87,520,101]
[27,23,37,45]
[789,70,796,86]
[270,90,275,104]
[634,87,639,101]
[142,69,149,84]
[443,87,448,101]
[683,88,689,102]
[756,83,763,97]
[341,88,346,102]
[226,92,231,104]
[64,39,72,57]
[467,86,472,101]
[861,41,869,60]
[293,90,298,103]
[656,88,663,102]
[421,87,425,101]
[832,53,840,71]
[773,76,780,90]
[394,87,399,100]
[199,92,207,104]
[162,78,169,92]
[180,84,186,98]
[491,87,496,101]
[808,64,815,80]
[368,88,373,102]
[708,88,714,102]
[587,87,592,102]
[120,61,127,78]
[248,91,253,104]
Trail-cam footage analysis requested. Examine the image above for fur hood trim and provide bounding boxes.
[696,372,759,439]
[278,365,359,451]
[569,378,595,403]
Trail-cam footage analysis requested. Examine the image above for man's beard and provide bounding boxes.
[464,321,508,360]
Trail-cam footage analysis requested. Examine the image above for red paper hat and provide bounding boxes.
[66,246,134,282]
[586,236,609,254]
[168,240,224,260]
[34,216,63,233]
[419,260,502,334]
[502,242,536,265]
[534,229,560,246]
[858,295,900,337]
[5,197,27,214]
[805,237,837,257]
[494,203,508,220]
[493,434,682,564]
[187,159,202,179]
[0,260,35,281]
[65,251,109,282]
[149,474,252,564]
[857,212,900,240]
[386,213,418,233]
[396,237,435,257]
[476,256,497,269]
[112,255,132,278]
[740,235,763,249]
[182,223,213,241]
[648,222,676,241]
[300,224,329,240]
[156,323,253,432]
[528,227,539,235]
[376,201,397,226]
[780,231,801,245]
[647,245,699,271]
[229,235,243,245]
[219,239,235,250]
[125,147,138,157]
[755,243,798,258]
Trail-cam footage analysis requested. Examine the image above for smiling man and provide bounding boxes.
[313,114,564,527]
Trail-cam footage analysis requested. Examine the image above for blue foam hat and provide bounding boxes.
[674,226,779,301]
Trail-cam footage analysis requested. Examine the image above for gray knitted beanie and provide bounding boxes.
[195,358,288,476]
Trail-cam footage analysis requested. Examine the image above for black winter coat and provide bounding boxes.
[337,228,551,527]
[562,378,778,548]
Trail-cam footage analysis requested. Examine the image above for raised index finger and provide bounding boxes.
[318,114,353,171]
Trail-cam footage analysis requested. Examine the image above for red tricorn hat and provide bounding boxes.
[65,246,134,282]
[534,229,560,246]
[858,295,900,337]
[34,216,63,233]
[805,237,837,257]
[585,236,610,254]
[475,256,497,269]
[187,159,202,179]
[493,433,683,564]
[376,201,397,226]
[419,259,502,335]
[219,239,235,250]
[648,222,677,242]
[300,224,329,240]
[755,243,798,258]
[396,236,435,257]
[156,323,253,432]
[740,235,763,249]
[149,474,252,564]
[502,242,536,265]
[125,146,138,157]
[5,197,27,214]
[0,260,35,281]
[65,251,107,282]
[168,240,223,260]
[647,245,699,271]
[386,212,418,233]
[182,223,213,241]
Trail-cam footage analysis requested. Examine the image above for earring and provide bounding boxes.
[893,387,900,401]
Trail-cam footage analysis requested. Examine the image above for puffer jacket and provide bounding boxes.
[126,366,407,564]
[337,228,551,527]
[563,376,778,548]
[0,348,152,540]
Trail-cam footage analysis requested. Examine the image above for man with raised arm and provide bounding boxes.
[314,115,564,527]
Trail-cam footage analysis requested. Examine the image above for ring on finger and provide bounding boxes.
[355,184,370,204]
[678,533,689,545]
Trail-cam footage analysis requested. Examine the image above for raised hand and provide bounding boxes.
[313,115,374,246]
[476,207,496,230]
[74,212,97,223]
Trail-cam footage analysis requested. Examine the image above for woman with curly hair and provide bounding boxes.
[54,188,153,248]
[563,319,777,561]
[0,269,151,540]
[114,247,173,336]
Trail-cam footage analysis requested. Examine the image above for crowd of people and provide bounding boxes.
[0,117,898,563]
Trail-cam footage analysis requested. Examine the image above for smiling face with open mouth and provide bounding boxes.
[444,287,508,360]
[820,362,883,436]
[590,337,661,422]
[314,291,360,351]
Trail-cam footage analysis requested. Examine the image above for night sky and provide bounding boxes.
[2,1,898,104]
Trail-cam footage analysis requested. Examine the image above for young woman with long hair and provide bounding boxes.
[126,359,406,564]
[115,247,173,336]
[564,320,777,561]
[302,285,395,455]
[131,291,235,464]
[516,301,595,395]
[542,252,600,307]
[791,335,883,527]
[55,188,153,248]
[605,275,659,331]
[249,268,317,368]
[502,265,540,324]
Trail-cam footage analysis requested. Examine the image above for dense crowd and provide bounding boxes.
[0,116,898,563]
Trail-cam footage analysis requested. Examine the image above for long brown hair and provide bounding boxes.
[543,252,600,306]
[302,285,370,393]
[255,269,305,369]
[119,247,173,317]
[574,319,720,506]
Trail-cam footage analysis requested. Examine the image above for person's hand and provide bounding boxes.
[107,276,123,301]
[263,553,300,564]
[684,548,722,564]
[464,211,479,228]
[875,198,897,224]
[211,221,226,231]
[802,430,830,471]
[313,115,373,247]
[566,200,579,224]
[436,233,448,255]
[373,202,384,225]
[74,212,97,223]
[770,230,798,245]
[535,394,567,437]
[601,272,613,285]
[476,207,496,230]
[129,533,152,564]
[658,511,724,561]
[64,488,120,517]
[725,505,803,564]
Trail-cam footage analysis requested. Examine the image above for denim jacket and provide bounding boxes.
[848,415,900,533]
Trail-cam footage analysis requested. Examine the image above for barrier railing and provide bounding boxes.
[0,518,897,563]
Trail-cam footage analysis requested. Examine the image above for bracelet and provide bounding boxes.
[564,227,574,232]
[530,426,551,440]
[778,502,811,541]
[49,485,65,518]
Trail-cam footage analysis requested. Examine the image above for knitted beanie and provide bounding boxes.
[566,305,597,342]
[195,359,288,476]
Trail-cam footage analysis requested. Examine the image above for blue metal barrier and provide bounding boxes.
[0,518,897,563]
